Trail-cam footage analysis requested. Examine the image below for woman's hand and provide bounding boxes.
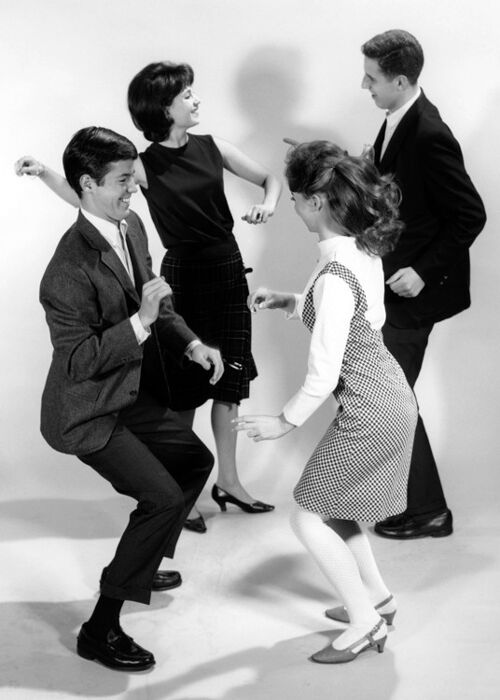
[247,287,293,313]
[15,156,44,177]
[241,203,275,224]
[232,413,295,441]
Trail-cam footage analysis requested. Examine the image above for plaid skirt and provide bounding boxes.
[160,249,257,410]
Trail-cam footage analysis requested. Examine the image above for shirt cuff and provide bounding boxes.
[130,313,151,345]
[283,389,329,427]
[185,339,202,359]
[285,293,301,320]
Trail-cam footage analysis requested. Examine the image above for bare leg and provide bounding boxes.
[211,400,256,503]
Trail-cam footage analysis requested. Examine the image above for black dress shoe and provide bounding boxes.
[151,569,182,591]
[211,484,275,513]
[77,623,155,671]
[183,511,207,533]
[374,509,453,539]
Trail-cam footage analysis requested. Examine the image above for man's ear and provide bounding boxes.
[80,174,94,192]
[396,75,410,91]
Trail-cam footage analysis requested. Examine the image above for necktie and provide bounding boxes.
[116,220,135,283]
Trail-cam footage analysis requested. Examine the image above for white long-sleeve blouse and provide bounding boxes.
[283,235,386,427]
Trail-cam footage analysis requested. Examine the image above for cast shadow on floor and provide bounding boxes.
[0,593,398,700]
[122,627,398,700]
[0,595,173,697]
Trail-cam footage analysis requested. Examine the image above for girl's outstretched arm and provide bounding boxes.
[213,137,282,224]
[15,156,148,205]
[15,156,79,207]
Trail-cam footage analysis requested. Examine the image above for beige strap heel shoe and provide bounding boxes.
[325,594,396,625]
[310,618,387,664]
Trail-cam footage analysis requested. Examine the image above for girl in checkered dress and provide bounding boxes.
[236,141,417,663]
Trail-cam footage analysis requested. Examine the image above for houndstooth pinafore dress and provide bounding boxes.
[293,260,418,522]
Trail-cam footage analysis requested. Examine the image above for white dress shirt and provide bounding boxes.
[283,236,386,427]
[80,209,150,344]
[381,87,421,158]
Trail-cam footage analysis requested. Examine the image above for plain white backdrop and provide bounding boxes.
[1,2,499,698]
[1,0,498,508]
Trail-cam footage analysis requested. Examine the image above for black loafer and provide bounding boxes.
[374,509,453,539]
[151,569,182,591]
[77,623,155,671]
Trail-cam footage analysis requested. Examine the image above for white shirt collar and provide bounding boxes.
[318,234,356,259]
[80,208,126,248]
[386,87,421,130]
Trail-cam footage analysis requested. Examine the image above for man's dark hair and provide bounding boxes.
[362,29,424,85]
[128,62,194,142]
[63,126,138,196]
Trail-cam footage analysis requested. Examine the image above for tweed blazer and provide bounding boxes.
[374,91,486,327]
[39,210,196,455]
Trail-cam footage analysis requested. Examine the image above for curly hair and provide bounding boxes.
[127,62,194,142]
[285,140,403,256]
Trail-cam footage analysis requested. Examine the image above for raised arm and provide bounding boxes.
[15,155,149,206]
[15,156,79,207]
[213,137,282,224]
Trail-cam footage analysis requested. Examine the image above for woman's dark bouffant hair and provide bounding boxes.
[285,140,403,256]
[127,62,194,142]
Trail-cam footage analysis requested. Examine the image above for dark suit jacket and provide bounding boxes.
[39,210,196,456]
[374,91,486,327]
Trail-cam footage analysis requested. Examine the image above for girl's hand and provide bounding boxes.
[247,287,291,313]
[15,156,44,177]
[241,204,274,224]
[232,413,295,441]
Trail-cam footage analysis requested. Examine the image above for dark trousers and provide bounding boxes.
[79,391,213,604]
[382,322,448,517]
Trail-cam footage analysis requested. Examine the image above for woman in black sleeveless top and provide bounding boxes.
[15,62,281,530]
[126,62,281,527]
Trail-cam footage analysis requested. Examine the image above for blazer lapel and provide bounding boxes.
[77,211,140,304]
[378,94,422,171]
[373,121,386,167]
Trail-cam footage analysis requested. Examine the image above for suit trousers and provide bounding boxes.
[79,390,213,604]
[382,321,448,517]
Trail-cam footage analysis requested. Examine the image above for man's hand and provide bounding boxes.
[138,277,172,328]
[190,344,224,384]
[14,155,44,177]
[232,413,296,441]
[386,267,425,298]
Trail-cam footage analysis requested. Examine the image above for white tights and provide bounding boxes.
[290,504,390,647]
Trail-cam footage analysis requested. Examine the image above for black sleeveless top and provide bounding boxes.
[140,134,237,258]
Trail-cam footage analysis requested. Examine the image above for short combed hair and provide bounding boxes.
[63,126,137,196]
[285,140,403,257]
[128,62,194,142]
[362,29,424,84]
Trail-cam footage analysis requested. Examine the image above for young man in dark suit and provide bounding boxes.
[38,126,224,670]
[361,30,486,539]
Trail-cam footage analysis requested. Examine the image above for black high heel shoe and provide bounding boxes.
[211,485,274,513]
[183,509,207,533]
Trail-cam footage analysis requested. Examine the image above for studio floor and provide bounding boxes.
[1,487,498,700]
